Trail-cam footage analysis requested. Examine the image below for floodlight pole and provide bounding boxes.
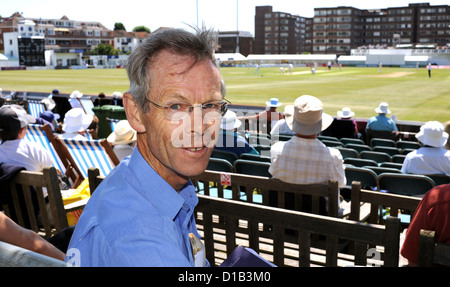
[236,0,239,53]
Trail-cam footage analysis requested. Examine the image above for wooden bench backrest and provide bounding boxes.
[349,181,421,224]
[418,229,450,267]
[4,167,68,238]
[192,170,339,217]
[196,194,401,267]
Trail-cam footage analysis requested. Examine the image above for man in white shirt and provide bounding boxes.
[401,121,450,175]
[270,95,346,187]
[0,105,53,172]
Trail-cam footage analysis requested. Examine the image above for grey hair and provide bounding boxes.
[126,26,225,112]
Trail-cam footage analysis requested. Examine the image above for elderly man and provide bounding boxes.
[269,95,346,213]
[401,121,450,175]
[65,27,229,266]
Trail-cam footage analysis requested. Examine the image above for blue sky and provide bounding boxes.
[2,0,449,34]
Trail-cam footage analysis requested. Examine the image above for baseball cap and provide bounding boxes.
[0,105,36,132]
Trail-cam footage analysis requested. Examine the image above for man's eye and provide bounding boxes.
[168,103,182,110]
[203,103,216,109]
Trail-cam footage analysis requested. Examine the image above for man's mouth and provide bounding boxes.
[185,147,204,152]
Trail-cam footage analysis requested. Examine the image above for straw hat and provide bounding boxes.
[62,108,93,133]
[70,90,83,99]
[220,110,242,130]
[286,95,333,136]
[416,121,449,148]
[266,98,282,107]
[107,120,137,145]
[375,102,391,114]
[41,98,56,111]
[337,107,355,118]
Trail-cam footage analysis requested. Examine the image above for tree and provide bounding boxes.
[89,43,121,56]
[114,22,126,31]
[132,26,151,33]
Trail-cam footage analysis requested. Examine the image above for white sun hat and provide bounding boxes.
[62,108,93,133]
[337,107,355,118]
[220,110,242,130]
[416,121,449,148]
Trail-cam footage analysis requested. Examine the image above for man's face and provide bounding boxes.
[135,50,223,190]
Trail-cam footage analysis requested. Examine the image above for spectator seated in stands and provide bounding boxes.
[0,105,53,172]
[401,121,450,175]
[445,121,450,150]
[215,110,259,157]
[93,92,113,107]
[107,120,137,161]
[238,98,284,134]
[401,183,450,266]
[270,105,295,137]
[269,95,346,188]
[112,91,123,106]
[322,107,360,139]
[366,102,399,140]
[35,110,60,132]
[68,90,83,109]
[58,108,94,140]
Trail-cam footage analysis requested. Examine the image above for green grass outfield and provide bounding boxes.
[0,66,449,122]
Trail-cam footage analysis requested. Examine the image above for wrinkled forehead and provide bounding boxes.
[148,51,222,102]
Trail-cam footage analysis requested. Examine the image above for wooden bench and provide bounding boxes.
[418,229,450,267]
[2,167,68,239]
[192,170,340,217]
[349,181,422,225]
[196,194,401,267]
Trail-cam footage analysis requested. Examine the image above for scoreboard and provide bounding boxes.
[18,36,45,66]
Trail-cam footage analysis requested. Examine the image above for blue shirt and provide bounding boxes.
[366,114,398,132]
[215,130,259,156]
[65,148,204,267]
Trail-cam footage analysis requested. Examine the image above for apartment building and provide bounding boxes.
[255,3,450,55]
[254,6,312,55]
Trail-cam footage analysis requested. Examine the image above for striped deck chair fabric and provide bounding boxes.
[59,138,119,177]
[25,124,65,173]
[79,97,95,116]
[106,118,120,132]
[26,100,46,118]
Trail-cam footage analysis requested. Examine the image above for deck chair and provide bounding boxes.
[56,138,120,178]
[360,151,391,164]
[78,96,95,115]
[5,167,68,239]
[25,124,83,187]
[23,100,46,119]
[378,173,435,196]
[418,229,450,267]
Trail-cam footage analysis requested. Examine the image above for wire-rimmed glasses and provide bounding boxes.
[145,98,231,122]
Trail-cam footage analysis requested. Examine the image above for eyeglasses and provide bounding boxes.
[145,98,231,122]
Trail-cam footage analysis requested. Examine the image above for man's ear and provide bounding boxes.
[123,92,146,133]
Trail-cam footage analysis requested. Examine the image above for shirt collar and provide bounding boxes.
[127,148,198,221]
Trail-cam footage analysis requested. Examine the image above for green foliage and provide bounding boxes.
[89,43,121,56]
[132,26,150,33]
[114,22,126,31]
